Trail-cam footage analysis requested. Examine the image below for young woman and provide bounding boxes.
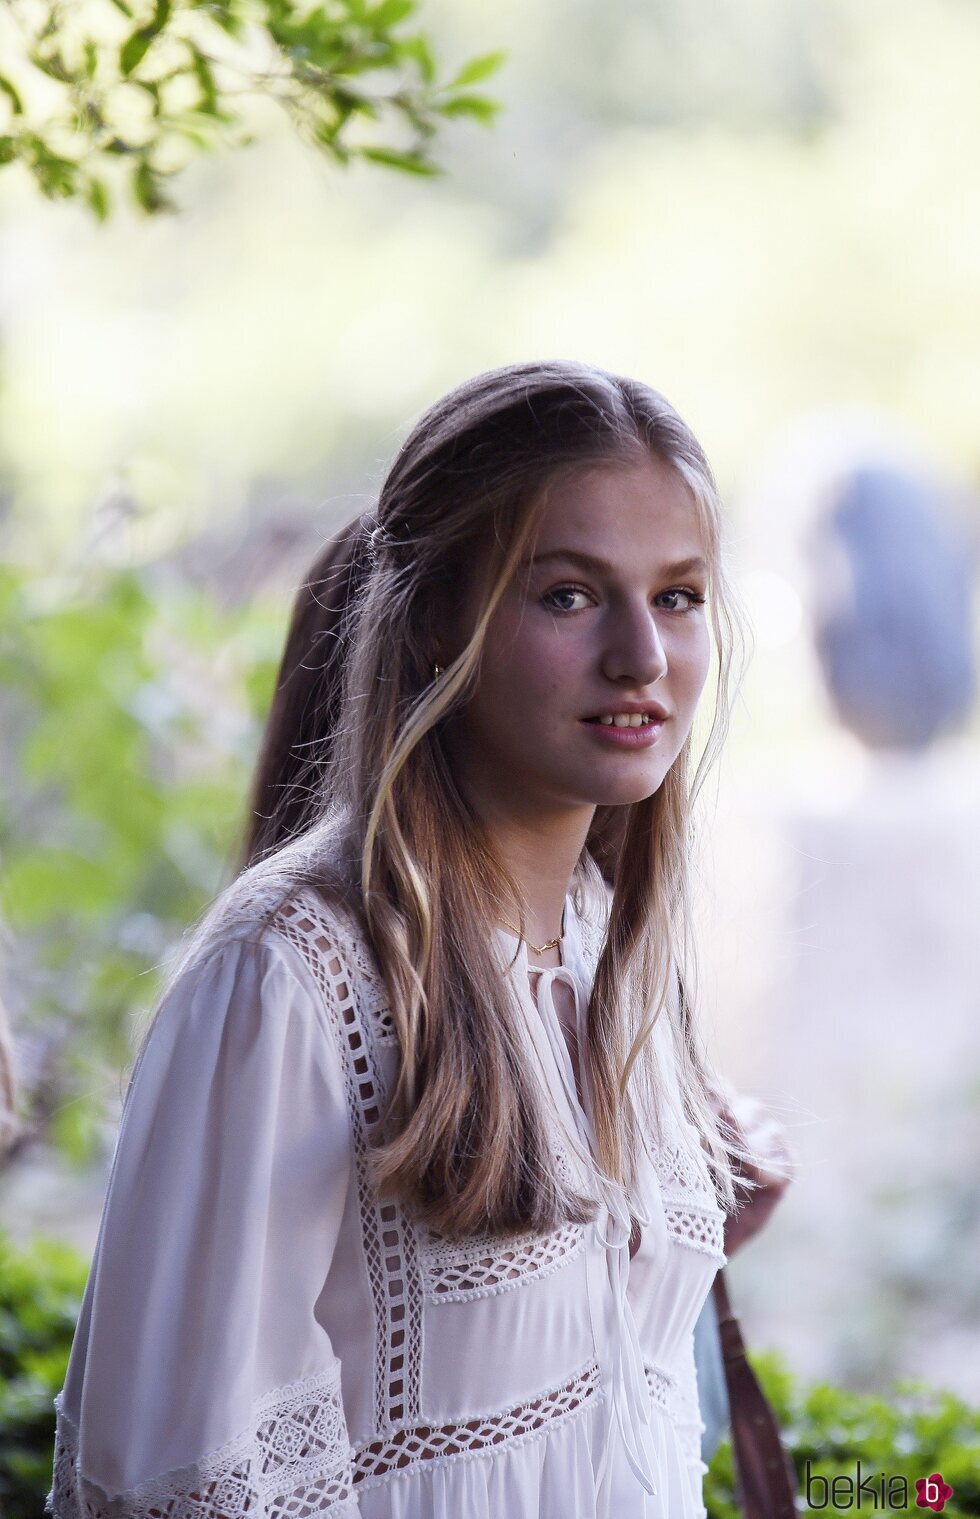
[240,509,792,1464]
[51,361,750,1519]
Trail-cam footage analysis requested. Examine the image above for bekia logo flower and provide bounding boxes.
[915,1472,954,1512]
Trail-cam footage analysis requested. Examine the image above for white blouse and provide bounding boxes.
[49,877,727,1519]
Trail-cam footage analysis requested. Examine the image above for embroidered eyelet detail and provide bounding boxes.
[653,1133,727,1263]
[663,1205,726,1259]
[643,1359,676,1415]
[352,1361,602,1489]
[273,892,422,1433]
[420,1221,587,1303]
[654,1137,716,1199]
[48,1372,357,1519]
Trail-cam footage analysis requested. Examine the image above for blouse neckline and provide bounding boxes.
[494,886,663,1511]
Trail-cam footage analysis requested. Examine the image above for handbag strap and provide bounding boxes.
[712,1270,798,1519]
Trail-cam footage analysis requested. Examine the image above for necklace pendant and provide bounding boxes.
[498,903,567,957]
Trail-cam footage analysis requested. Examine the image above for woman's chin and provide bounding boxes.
[586,770,670,808]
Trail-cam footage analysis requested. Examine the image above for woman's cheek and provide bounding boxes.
[675,626,712,695]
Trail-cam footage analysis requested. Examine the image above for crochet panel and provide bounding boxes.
[419,1221,587,1303]
[47,1371,357,1519]
[653,1133,727,1264]
[272,890,423,1434]
[352,1360,603,1490]
[643,1359,676,1417]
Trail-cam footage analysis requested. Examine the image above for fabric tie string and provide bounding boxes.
[531,964,668,1511]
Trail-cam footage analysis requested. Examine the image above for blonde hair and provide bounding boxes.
[178,361,747,1236]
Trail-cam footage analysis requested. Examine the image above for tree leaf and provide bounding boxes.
[0,75,24,116]
[0,135,17,165]
[447,49,506,89]
[399,35,435,85]
[85,177,111,222]
[29,50,75,84]
[29,147,78,199]
[205,4,245,40]
[361,145,439,175]
[189,47,219,114]
[131,158,173,212]
[120,31,154,75]
[120,0,172,76]
[368,0,416,28]
[438,92,499,124]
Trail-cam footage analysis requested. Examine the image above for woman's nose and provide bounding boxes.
[600,605,668,686]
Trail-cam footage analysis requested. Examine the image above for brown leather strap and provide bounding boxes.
[712,1271,798,1519]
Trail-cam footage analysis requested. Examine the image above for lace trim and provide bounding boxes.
[663,1205,726,1259]
[653,1132,727,1263]
[420,1221,586,1303]
[653,1135,717,1200]
[47,1372,356,1519]
[643,1359,676,1416]
[352,1360,602,1490]
[273,891,423,1433]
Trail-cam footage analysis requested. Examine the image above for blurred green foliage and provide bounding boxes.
[704,1349,980,1517]
[0,1230,86,1519]
[0,0,502,216]
[0,562,281,1153]
[1,1227,976,1518]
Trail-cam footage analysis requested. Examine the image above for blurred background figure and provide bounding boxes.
[705,428,980,1399]
[811,462,975,749]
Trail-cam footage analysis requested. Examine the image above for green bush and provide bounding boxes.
[2,1231,978,1516]
[0,1232,88,1519]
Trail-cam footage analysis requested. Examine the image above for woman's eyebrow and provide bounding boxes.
[523,549,708,579]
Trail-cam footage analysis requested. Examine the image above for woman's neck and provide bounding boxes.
[485,804,595,948]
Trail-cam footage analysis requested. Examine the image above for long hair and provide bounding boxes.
[200,361,747,1235]
[241,516,371,868]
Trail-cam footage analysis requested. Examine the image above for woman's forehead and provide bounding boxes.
[530,456,707,566]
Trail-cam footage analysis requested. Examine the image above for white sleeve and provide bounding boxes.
[48,930,361,1518]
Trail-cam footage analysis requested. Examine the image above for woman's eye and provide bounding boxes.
[541,585,592,613]
[656,588,706,613]
[540,584,706,614]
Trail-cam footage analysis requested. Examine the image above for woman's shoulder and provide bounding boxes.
[193,875,379,998]
[129,879,389,1136]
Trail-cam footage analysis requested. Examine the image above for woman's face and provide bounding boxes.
[446,453,714,822]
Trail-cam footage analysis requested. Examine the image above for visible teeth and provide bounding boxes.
[598,713,652,727]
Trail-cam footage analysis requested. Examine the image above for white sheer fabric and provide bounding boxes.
[48,876,726,1519]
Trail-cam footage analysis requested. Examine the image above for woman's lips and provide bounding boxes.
[579,717,665,747]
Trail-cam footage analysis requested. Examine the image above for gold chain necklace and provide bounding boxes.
[498,904,566,956]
